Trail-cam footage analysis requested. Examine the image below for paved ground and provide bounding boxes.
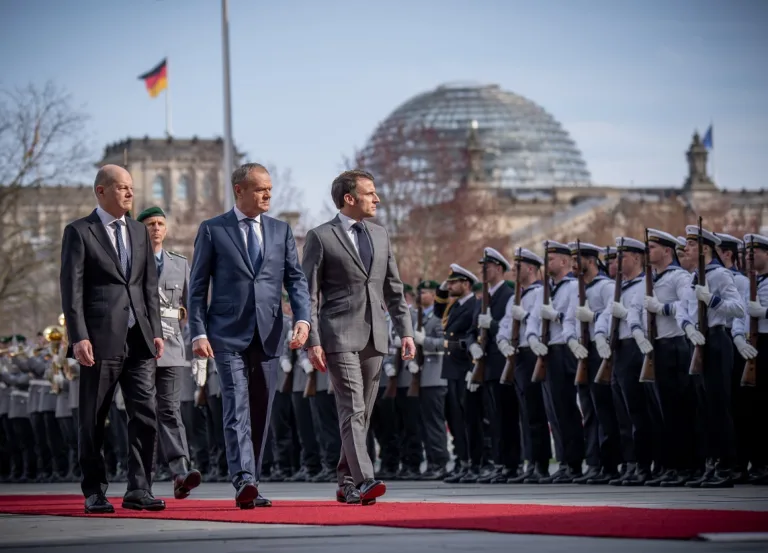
[1,482,767,553]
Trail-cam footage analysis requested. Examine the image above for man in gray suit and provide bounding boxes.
[302,169,415,506]
[137,206,201,499]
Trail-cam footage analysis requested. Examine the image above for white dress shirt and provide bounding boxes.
[234,206,263,254]
[96,206,131,264]
[338,211,364,254]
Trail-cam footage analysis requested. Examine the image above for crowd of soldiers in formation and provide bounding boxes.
[1,224,766,489]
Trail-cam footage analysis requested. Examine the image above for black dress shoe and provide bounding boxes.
[685,469,715,488]
[310,468,335,483]
[538,466,568,484]
[507,466,532,484]
[659,469,691,487]
[523,463,551,483]
[586,468,620,485]
[122,490,165,511]
[235,481,259,505]
[336,483,362,505]
[701,470,734,488]
[238,493,272,509]
[644,468,676,487]
[173,469,202,500]
[622,468,651,486]
[443,464,468,483]
[285,467,312,482]
[85,493,115,514]
[420,465,447,481]
[553,466,583,484]
[573,466,600,484]
[609,463,636,486]
[458,466,480,483]
[358,478,386,503]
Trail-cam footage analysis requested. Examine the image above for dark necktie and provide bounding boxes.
[155,253,164,277]
[112,221,135,328]
[352,222,372,273]
[245,218,263,274]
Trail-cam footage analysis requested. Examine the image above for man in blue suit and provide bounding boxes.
[188,163,311,508]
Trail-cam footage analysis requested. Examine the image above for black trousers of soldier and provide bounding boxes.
[541,344,585,469]
[444,378,469,465]
[461,379,485,468]
[30,412,51,476]
[0,415,10,478]
[291,392,322,474]
[419,386,449,469]
[749,334,768,470]
[310,392,342,471]
[653,336,697,471]
[10,417,36,479]
[270,390,295,472]
[512,347,551,466]
[57,415,80,477]
[486,378,521,470]
[693,326,737,469]
[180,400,210,473]
[370,390,399,472]
[43,410,68,475]
[731,339,753,472]
[395,388,424,472]
[613,338,655,470]
[205,394,229,477]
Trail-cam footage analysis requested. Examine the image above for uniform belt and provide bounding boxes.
[29,379,51,387]
[161,307,183,320]
[443,339,466,351]
[11,390,29,398]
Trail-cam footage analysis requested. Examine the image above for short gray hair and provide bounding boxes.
[231,163,268,188]
[331,169,374,209]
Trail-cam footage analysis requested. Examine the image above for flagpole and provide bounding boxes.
[165,57,173,138]
[709,120,715,184]
[221,0,235,211]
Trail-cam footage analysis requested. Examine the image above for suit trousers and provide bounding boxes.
[215,328,279,487]
[326,339,383,486]
[79,325,158,498]
[155,365,190,474]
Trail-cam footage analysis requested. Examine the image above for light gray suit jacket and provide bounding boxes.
[302,214,413,355]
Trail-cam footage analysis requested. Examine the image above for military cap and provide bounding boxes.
[479,247,511,271]
[281,290,289,301]
[472,282,483,292]
[604,246,617,260]
[675,236,687,251]
[743,233,768,251]
[568,241,603,257]
[685,225,721,247]
[404,284,414,294]
[505,280,516,290]
[447,263,479,284]
[616,237,645,254]
[513,247,544,267]
[543,240,571,256]
[715,233,743,249]
[0,336,11,344]
[417,280,440,290]
[647,229,678,249]
[136,206,166,223]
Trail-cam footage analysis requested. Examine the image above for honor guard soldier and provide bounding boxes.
[413,280,450,480]
[526,240,587,483]
[272,297,299,481]
[497,248,552,483]
[676,237,695,272]
[680,225,745,488]
[732,233,767,485]
[642,229,698,486]
[594,237,655,485]
[434,264,479,483]
[467,247,519,483]
[137,206,202,498]
[604,246,618,278]
[570,242,623,484]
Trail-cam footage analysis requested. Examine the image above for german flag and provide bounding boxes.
[138,58,168,98]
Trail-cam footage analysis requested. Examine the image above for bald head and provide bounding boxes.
[94,164,134,217]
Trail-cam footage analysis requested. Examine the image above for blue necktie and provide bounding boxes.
[155,253,164,276]
[352,222,372,273]
[245,218,263,274]
[112,221,135,328]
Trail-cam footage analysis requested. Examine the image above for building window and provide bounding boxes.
[152,175,166,201]
[177,175,190,202]
[202,175,213,199]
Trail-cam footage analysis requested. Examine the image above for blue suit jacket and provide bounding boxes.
[188,209,311,357]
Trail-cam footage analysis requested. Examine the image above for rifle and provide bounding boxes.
[574,240,591,385]
[303,350,317,398]
[741,236,758,387]
[689,216,707,376]
[280,347,296,394]
[407,286,424,397]
[531,243,550,383]
[639,229,656,383]
[500,255,522,385]
[595,239,624,384]
[470,259,490,384]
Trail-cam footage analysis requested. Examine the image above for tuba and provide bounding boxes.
[43,324,66,393]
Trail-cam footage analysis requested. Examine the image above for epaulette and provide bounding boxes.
[167,250,186,259]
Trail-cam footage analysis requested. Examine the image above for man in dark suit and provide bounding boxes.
[60,164,165,514]
[188,163,311,509]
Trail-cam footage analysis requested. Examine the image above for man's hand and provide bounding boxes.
[73,340,95,367]
[193,338,215,358]
[154,338,164,359]
[401,336,416,360]
[307,345,327,372]
[290,321,310,349]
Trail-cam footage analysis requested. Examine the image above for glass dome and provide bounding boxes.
[360,83,592,190]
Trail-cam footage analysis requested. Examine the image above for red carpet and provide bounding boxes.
[1,494,767,540]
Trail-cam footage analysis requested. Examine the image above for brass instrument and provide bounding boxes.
[43,324,66,393]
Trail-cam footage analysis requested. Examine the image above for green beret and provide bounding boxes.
[0,336,11,344]
[13,334,26,343]
[417,280,439,290]
[472,282,483,292]
[505,280,516,290]
[136,206,166,223]
[404,284,414,294]
[281,291,289,301]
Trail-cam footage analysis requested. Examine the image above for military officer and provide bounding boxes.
[137,206,201,498]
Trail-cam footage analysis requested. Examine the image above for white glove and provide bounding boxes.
[748,300,766,319]
[161,320,175,339]
[684,324,706,346]
[407,360,420,374]
[733,335,758,360]
[391,335,402,348]
[510,305,527,321]
[611,301,628,319]
[465,370,479,392]
[413,329,426,345]
[568,338,588,360]
[468,342,484,360]
[540,303,560,321]
[528,335,548,357]
[192,358,207,386]
[384,363,396,377]
[300,357,314,374]
[477,309,493,329]
[53,373,65,385]
[497,339,516,357]
[695,284,712,305]
[575,303,595,323]
[632,328,653,355]
[280,358,292,373]
[595,334,611,359]
[644,295,663,314]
